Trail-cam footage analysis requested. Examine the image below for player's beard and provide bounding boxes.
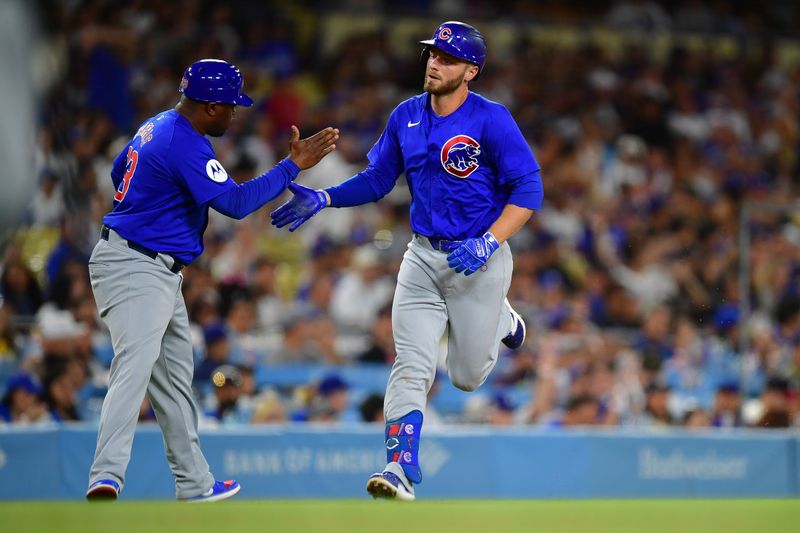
[424,70,466,96]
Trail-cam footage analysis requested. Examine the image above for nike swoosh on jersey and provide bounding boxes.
[407,120,421,127]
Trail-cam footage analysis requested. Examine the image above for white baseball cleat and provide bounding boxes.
[366,471,416,501]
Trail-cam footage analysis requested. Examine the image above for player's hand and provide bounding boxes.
[288,125,339,170]
[270,182,329,231]
[447,232,500,276]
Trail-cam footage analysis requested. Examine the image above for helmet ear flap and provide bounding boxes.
[419,45,431,66]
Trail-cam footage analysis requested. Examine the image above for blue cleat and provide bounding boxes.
[86,479,120,501]
[366,470,415,501]
[501,298,526,349]
[181,480,241,503]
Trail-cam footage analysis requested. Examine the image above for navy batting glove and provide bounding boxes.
[270,182,328,232]
[447,232,499,276]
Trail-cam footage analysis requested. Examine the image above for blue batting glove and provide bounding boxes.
[447,232,499,276]
[270,182,328,232]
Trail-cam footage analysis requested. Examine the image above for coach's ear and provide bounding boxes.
[206,102,218,116]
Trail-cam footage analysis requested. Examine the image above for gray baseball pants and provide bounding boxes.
[384,234,514,420]
[87,229,214,498]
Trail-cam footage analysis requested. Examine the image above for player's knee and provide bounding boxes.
[452,379,480,392]
[448,369,485,392]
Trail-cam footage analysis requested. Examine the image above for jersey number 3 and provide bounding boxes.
[114,146,139,202]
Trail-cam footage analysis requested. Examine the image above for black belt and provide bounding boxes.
[417,234,462,253]
[101,226,186,273]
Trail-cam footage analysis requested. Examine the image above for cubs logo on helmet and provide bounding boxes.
[420,21,487,75]
[441,135,481,178]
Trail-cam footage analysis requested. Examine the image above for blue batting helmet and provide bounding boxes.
[179,59,253,106]
[419,21,487,74]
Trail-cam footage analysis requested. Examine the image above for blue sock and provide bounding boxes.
[385,410,423,484]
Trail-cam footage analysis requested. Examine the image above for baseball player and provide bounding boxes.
[271,22,543,500]
[85,59,337,502]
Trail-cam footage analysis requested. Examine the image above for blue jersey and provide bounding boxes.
[366,92,542,240]
[103,109,236,263]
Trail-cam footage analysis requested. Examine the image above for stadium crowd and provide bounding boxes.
[1,0,799,431]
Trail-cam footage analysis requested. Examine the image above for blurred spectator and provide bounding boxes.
[330,244,394,336]
[45,218,90,291]
[639,384,674,427]
[195,322,230,384]
[223,290,268,367]
[599,134,648,199]
[0,305,21,361]
[755,377,792,429]
[204,364,249,426]
[238,365,257,399]
[250,388,287,424]
[272,314,323,364]
[42,356,84,422]
[296,271,338,318]
[634,306,674,381]
[556,394,601,427]
[358,305,396,364]
[264,71,305,138]
[359,393,385,423]
[606,0,671,33]
[493,346,536,387]
[683,408,712,429]
[672,0,716,33]
[28,171,65,227]
[250,256,288,334]
[0,372,49,424]
[307,373,350,423]
[711,383,743,428]
[487,392,517,426]
[305,315,345,364]
[0,260,43,319]
[33,262,94,363]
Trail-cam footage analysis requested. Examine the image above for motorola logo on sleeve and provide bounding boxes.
[205,159,228,182]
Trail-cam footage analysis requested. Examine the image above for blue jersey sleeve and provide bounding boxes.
[110,143,128,191]
[366,109,405,179]
[169,135,236,205]
[485,106,544,210]
[209,158,300,219]
[325,109,404,208]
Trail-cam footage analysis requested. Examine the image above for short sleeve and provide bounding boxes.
[169,134,236,205]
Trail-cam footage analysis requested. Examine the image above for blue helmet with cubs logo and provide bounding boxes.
[179,59,254,107]
[420,21,487,75]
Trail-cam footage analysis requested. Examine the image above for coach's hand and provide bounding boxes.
[288,125,339,170]
[447,232,500,276]
[270,182,329,232]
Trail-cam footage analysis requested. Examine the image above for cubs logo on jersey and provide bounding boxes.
[441,135,481,178]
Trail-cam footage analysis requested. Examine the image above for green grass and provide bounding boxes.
[3,500,799,533]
